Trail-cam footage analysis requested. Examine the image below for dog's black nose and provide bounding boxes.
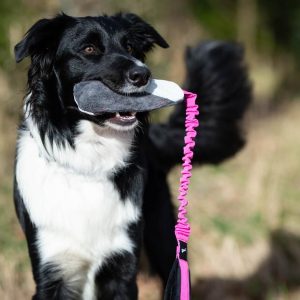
[127,66,151,87]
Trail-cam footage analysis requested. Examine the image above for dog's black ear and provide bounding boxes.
[14,13,73,63]
[116,13,169,52]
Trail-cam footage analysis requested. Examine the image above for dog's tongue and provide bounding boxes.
[73,79,184,115]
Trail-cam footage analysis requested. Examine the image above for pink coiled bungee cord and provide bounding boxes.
[164,91,199,300]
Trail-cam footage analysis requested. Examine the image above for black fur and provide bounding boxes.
[14,12,251,300]
[94,251,139,300]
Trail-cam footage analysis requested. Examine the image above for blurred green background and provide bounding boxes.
[1,1,300,299]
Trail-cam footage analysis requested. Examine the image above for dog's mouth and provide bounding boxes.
[67,105,138,129]
[106,111,137,126]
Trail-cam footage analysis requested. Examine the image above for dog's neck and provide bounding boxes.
[24,108,135,179]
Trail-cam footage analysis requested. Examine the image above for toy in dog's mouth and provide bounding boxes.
[73,79,184,127]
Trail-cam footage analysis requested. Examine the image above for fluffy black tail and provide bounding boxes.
[148,41,252,170]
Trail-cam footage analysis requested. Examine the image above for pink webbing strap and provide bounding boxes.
[175,91,199,300]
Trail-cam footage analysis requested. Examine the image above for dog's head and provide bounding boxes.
[15,13,168,131]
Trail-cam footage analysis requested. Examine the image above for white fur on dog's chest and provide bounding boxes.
[19,160,138,262]
[16,120,139,279]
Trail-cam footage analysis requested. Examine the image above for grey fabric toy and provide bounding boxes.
[73,79,184,115]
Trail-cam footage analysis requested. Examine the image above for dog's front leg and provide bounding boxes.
[94,252,139,300]
[32,258,89,300]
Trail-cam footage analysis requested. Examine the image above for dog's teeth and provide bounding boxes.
[114,112,136,120]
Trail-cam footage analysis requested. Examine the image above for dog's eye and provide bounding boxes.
[126,43,133,54]
[83,45,97,55]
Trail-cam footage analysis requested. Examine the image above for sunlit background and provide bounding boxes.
[1,1,300,299]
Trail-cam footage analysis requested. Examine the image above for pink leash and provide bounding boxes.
[164,91,199,300]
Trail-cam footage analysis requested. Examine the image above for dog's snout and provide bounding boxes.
[127,66,151,87]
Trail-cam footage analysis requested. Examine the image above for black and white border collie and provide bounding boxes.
[14,13,251,300]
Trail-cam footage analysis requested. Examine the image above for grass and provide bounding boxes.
[1,99,300,299]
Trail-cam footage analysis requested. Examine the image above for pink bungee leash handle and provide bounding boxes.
[164,91,199,300]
